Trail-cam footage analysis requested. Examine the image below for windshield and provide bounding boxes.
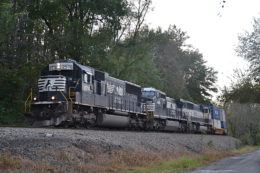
[43,70,80,82]
[142,91,155,97]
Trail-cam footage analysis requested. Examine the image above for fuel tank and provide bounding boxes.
[163,120,180,131]
[97,113,130,128]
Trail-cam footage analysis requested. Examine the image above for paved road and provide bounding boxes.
[187,150,260,173]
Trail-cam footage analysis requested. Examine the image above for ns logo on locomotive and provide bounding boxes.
[25,59,227,134]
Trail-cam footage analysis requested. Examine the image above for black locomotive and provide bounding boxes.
[25,59,227,134]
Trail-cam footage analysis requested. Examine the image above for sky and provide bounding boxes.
[145,0,260,97]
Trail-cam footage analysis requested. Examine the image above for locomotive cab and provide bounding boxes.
[25,59,143,127]
[141,87,166,112]
[202,106,211,124]
[26,59,94,126]
[36,61,80,102]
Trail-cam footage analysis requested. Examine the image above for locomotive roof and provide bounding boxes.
[53,59,141,88]
[125,81,141,88]
[166,97,176,103]
[176,98,196,105]
[106,75,125,85]
[166,97,175,101]
[70,59,94,74]
[54,59,94,74]
[142,87,166,95]
[203,104,222,110]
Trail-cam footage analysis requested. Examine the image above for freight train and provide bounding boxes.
[25,59,227,134]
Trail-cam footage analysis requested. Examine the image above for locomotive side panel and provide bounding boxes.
[166,97,179,120]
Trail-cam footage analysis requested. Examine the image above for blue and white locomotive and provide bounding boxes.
[25,59,227,134]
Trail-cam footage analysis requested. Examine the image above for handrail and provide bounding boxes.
[144,103,155,120]
[68,87,76,113]
[59,91,69,112]
[24,88,33,112]
[69,87,76,100]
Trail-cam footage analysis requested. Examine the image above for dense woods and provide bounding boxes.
[0,0,219,125]
[221,16,260,145]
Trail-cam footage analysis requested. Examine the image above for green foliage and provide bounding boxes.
[106,27,163,89]
[220,68,260,104]
[146,26,217,103]
[220,16,260,103]
[107,26,218,103]
[0,1,17,68]
[236,17,260,81]
[224,80,260,103]
[184,51,218,103]
[0,69,26,125]
[221,16,260,144]
[256,132,260,145]
[0,107,24,125]
[24,0,130,62]
[0,70,25,107]
[150,26,190,98]
[225,103,260,145]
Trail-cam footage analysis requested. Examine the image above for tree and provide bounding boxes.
[23,0,130,63]
[151,26,189,98]
[184,51,218,103]
[109,25,218,103]
[219,16,260,144]
[225,102,260,145]
[236,17,260,81]
[107,31,162,88]
[0,69,26,125]
[222,16,260,104]
[147,26,218,103]
[0,1,19,68]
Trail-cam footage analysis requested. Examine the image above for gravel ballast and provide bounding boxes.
[0,127,240,161]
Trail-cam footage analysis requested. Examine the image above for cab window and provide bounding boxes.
[142,91,155,97]
[84,73,91,83]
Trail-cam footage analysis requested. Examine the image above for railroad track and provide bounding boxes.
[0,125,216,136]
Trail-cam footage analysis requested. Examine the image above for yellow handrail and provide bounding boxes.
[24,88,33,112]
[69,87,76,100]
[59,91,69,112]
[145,103,154,120]
[145,104,149,119]
[68,87,76,112]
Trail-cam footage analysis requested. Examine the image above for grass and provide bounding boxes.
[0,146,259,173]
[0,154,17,169]
[231,145,260,154]
[125,151,220,173]
[134,157,200,172]
[0,154,54,173]
[121,146,260,173]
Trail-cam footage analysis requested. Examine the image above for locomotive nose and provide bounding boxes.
[141,96,153,102]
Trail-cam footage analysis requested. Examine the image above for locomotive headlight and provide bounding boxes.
[51,96,55,100]
[33,97,37,101]
[56,63,61,70]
